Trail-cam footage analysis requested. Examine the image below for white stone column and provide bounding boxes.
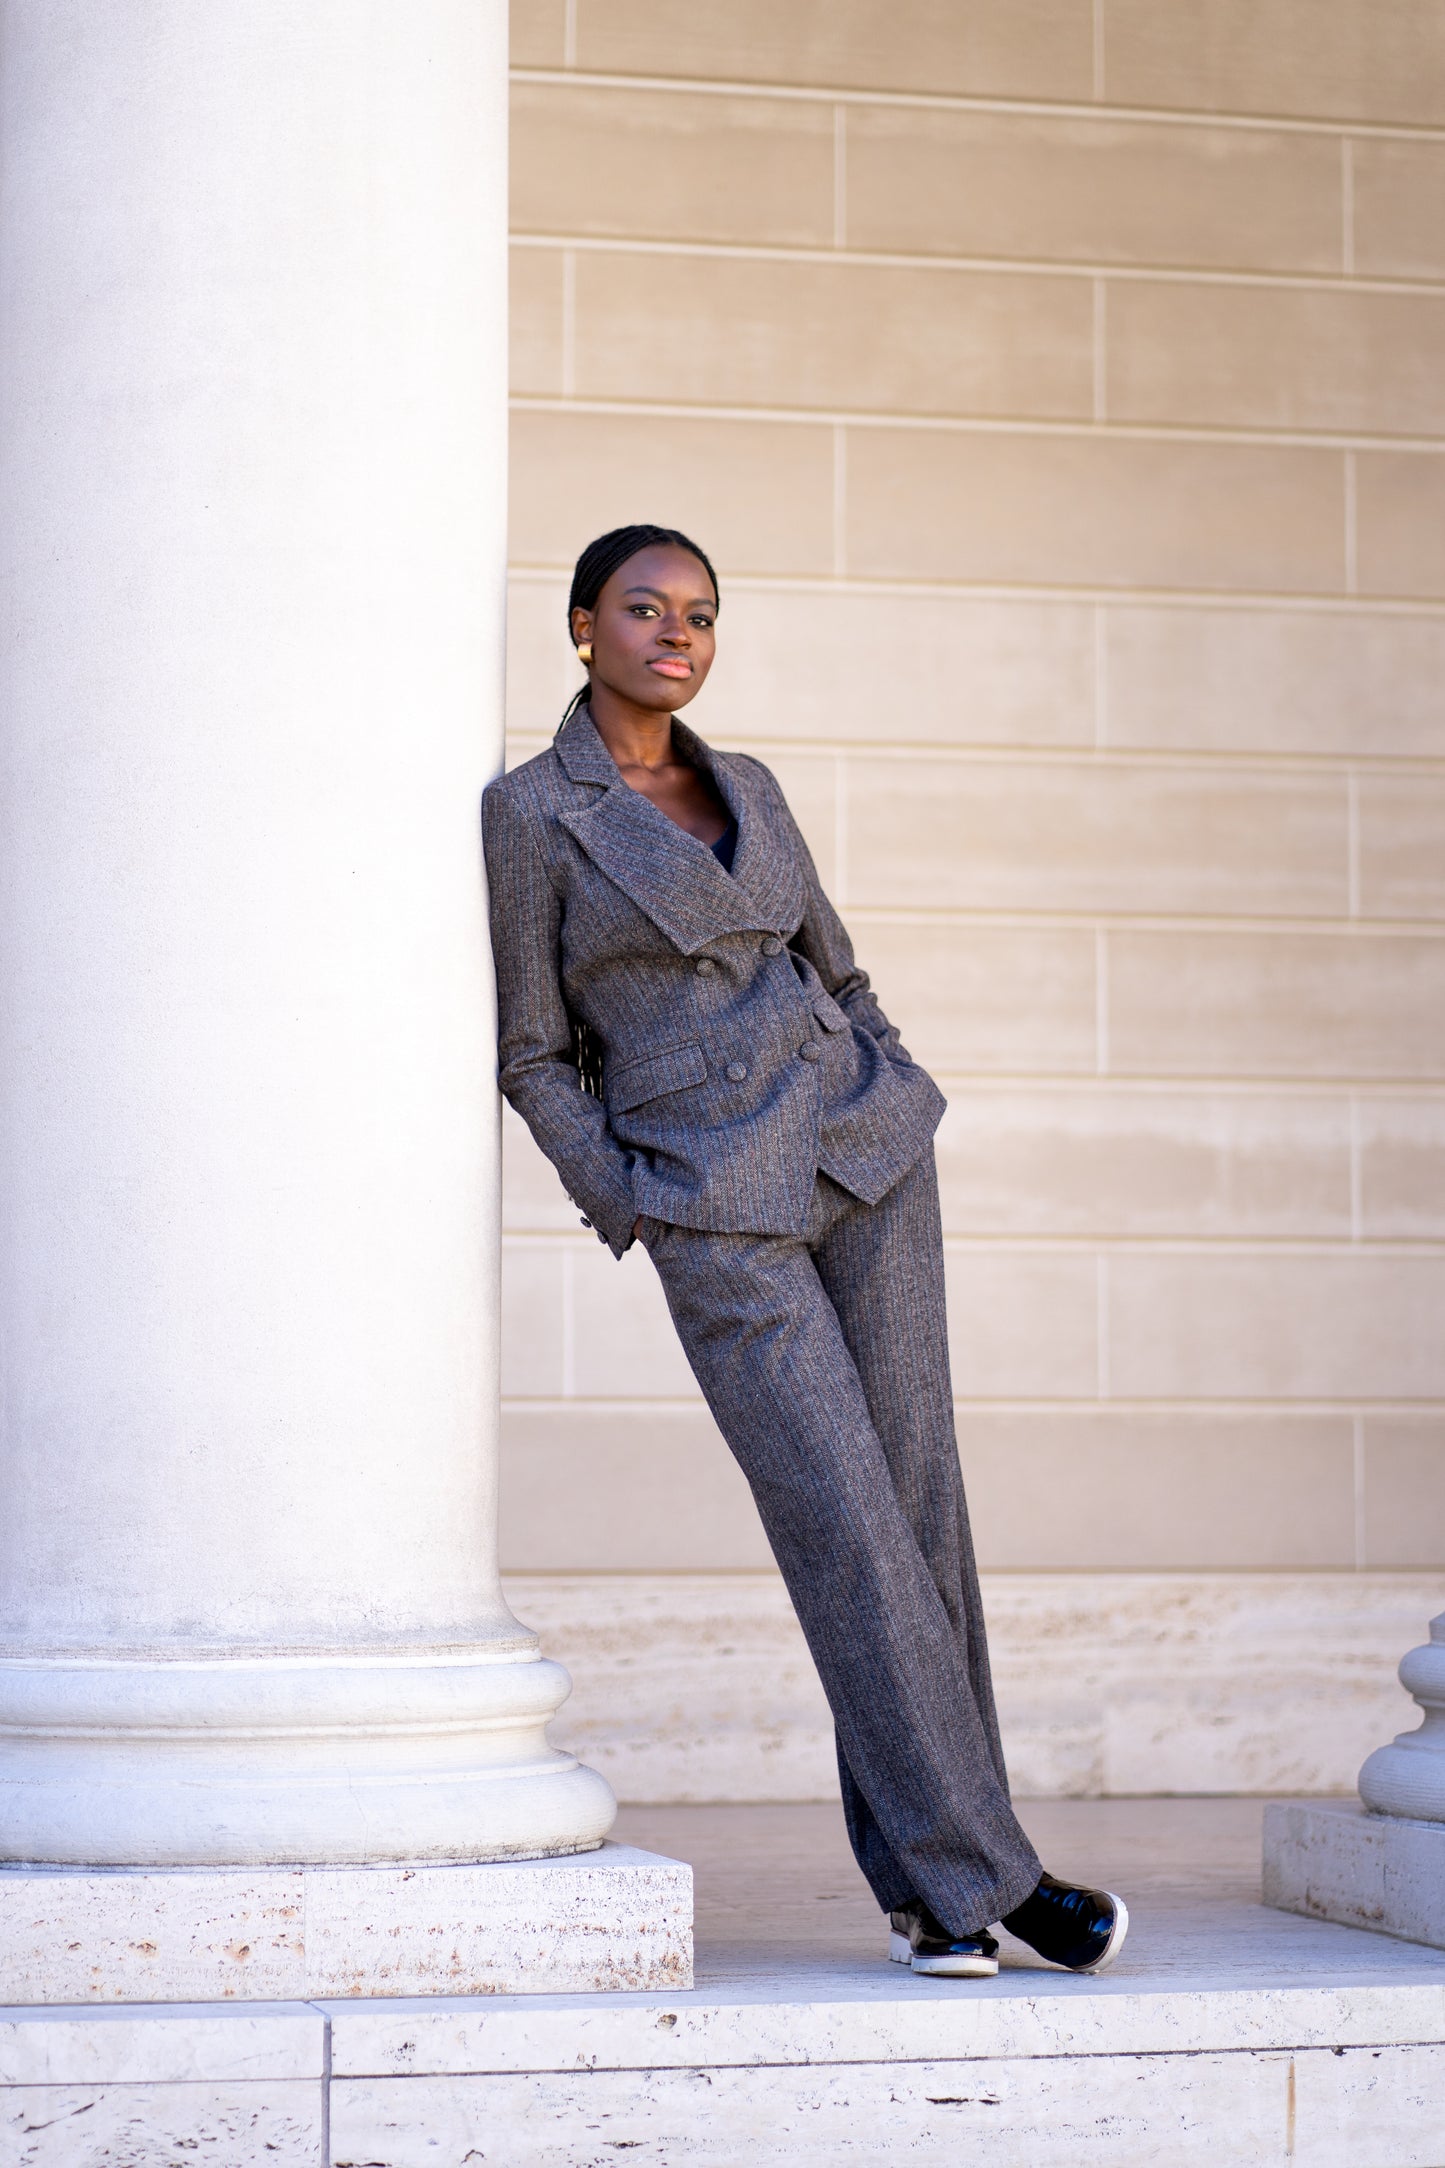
[0,0,613,1870]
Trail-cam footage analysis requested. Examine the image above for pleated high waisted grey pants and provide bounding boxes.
[641,1147,1042,1936]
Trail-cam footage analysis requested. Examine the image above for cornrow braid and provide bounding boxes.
[556,523,720,735]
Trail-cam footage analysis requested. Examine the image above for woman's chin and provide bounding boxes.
[632,679,701,713]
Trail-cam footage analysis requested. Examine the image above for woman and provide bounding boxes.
[484,523,1128,1978]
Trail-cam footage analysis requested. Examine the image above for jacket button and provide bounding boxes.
[799,1041,821,1063]
[580,1216,592,1228]
[695,957,716,975]
[761,936,782,956]
[726,1061,748,1082]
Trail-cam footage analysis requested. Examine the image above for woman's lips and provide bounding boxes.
[648,657,692,678]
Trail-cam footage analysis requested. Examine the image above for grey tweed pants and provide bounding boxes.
[641,1148,1042,1936]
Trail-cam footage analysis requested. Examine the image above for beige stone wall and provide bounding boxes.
[498,2,1445,1786]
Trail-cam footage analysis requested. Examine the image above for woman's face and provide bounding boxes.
[570,545,717,713]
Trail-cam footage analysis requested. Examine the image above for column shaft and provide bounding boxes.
[0,0,611,1864]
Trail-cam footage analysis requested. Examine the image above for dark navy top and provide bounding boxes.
[710,818,739,872]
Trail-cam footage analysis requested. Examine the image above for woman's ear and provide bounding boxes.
[569,606,593,653]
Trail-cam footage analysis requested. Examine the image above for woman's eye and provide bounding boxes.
[630,604,659,618]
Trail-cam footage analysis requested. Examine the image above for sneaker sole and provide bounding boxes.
[911,1950,999,1977]
[1074,1893,1129,1974]
[889,1929,997,1977]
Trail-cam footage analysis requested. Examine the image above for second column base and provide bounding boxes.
[1263,1797,1445,1951]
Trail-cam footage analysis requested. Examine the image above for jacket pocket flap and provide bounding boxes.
[812,994,849,1033]
[607,1040,708,1113]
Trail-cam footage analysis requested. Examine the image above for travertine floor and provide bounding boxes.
[613,1796,1445,1997]
[7,1801,1443,2165]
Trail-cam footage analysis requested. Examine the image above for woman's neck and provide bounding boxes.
[585,684,680,775]
[580,684,729,843]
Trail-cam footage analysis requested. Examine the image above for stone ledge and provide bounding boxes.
[6,1970,1444,2085]
[1263,1799,1445,1951]
[0,1844,691,2005]
[5,1976,1445,2168]
[327,2042,1445,2166]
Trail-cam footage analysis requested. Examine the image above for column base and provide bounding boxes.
[0,1843,691,2003]
[1263,1798,1445,1951]
[0,1646,617,1867]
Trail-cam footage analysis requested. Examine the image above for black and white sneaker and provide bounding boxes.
[1001,1873,1129,1972]
[889,1901,999,1977]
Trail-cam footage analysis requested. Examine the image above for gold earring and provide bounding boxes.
[576,642,593,668]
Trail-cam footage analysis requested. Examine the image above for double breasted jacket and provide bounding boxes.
[481,705,945,1256]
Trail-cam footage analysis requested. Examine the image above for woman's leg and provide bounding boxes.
[643,1183,1040,1936]
[809,1150,1021,1914]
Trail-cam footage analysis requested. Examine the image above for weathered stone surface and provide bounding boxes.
[324,1979,1445,2078]
[0,1846,690,2005]
[0,2004,324,2085]
[0,2080,321,2167]
[304,1849,693,1998]
[328,2043,1445,2168]
[1264,1800,1445,1952]
[0,1874,309,2005]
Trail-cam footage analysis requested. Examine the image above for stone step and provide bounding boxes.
[3,1963,1445,2166]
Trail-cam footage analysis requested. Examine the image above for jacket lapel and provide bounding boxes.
[554,708,804,954]
[680,718,808,943]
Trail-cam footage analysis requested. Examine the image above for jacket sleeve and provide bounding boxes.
[482,783,639,1257]
[752,762,916,1065]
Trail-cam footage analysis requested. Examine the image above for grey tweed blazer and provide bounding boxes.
[482,705,945,1256]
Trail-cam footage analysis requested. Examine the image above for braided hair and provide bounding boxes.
[557,523,720,733]
[558,525,720,1098]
